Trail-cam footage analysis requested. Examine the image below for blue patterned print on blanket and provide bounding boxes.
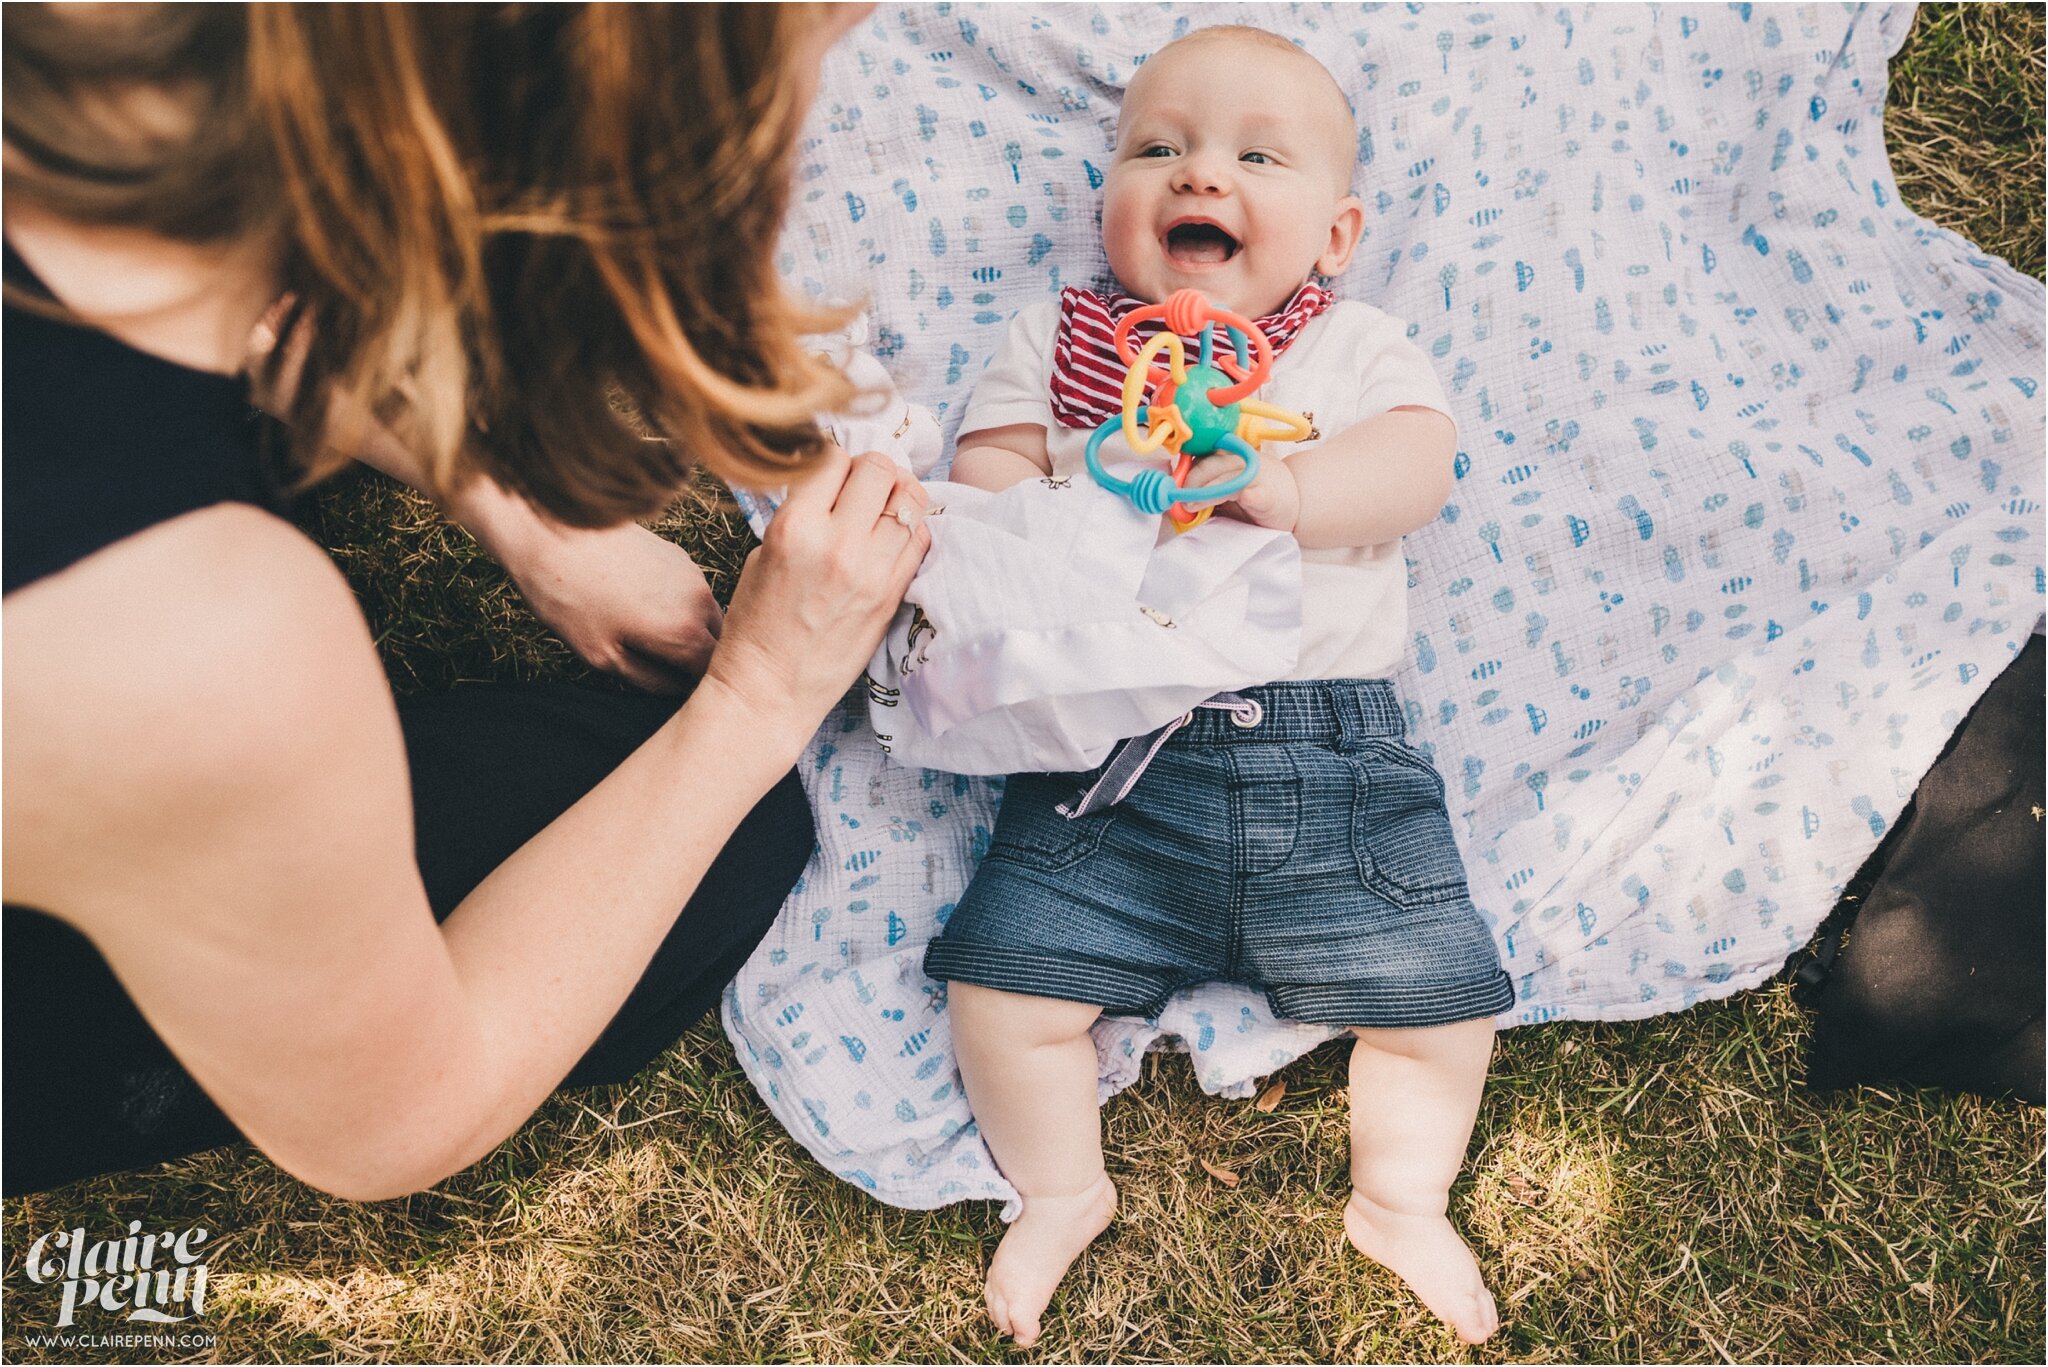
[727,2,2045,1215]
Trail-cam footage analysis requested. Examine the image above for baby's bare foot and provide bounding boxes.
[1344,1191,1500,1344]
[984,1174,1117,1349]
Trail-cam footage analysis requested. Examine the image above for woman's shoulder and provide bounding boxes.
[10,502,382,770]
[4,504,394,911]
[11,497,365,659]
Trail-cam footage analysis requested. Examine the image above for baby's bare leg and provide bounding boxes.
[949,982,1117,1348]
[1344,1016,1500,1344]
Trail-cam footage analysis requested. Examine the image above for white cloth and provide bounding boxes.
[816,313,945,476]
[865,475,1301,775]
[726,1,2046,1216]
[962,298,1453,682]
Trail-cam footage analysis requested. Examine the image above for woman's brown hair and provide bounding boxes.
[3,3,856,524]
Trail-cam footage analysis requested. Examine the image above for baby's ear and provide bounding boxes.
[1315,195,1367,279]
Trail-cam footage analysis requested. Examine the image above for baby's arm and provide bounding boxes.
[950,300,1063,493]
[1284,406,1457,548]
[1184,310,1462,549]
[950,423,1054,492]
[1186,405,1455,549]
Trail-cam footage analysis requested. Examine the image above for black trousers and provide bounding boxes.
[1,683,812,1196]
[1801,633,2045,1099]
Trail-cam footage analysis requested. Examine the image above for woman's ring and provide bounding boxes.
[892,506,920,530]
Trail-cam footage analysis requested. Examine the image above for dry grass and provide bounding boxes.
[4,5,2042,1362]
[6,994,2040,1362]
[1884,1,2046,278]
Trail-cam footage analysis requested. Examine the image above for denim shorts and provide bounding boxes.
[924,679,1514,1027]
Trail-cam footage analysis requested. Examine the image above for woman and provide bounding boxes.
[1,2,923,1199]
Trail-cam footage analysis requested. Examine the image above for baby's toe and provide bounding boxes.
[1454,1288,1499,1344]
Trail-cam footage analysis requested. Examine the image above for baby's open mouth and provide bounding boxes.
[1164,221,1240,267]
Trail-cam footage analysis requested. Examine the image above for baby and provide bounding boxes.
[923,26,1509,1348]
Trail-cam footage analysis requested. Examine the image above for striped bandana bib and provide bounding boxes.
[1047,280,1334,429]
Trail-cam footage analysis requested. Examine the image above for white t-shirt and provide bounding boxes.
[958,297,1457,682]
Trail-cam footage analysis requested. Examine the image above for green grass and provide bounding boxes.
[5,4,2043,1362]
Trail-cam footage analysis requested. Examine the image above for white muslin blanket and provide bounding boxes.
[865,474,1302,776]
[724,1,2046,1215]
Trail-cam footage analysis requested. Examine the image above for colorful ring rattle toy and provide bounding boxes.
[1083,288,1314,532]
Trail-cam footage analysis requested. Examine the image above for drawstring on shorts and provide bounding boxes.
[1056,693,1263,818]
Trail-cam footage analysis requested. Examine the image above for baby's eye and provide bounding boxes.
[1240,150,1274,165]
[1140,144,1176,158]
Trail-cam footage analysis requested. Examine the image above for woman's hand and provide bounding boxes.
[703,447,931,736]
[249,296,722,693]
[484,513,724,694]
[452,472,726,693]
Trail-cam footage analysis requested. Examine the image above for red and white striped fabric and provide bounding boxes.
[1047,280,1335,430]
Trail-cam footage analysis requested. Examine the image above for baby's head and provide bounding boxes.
[1103,27,1363,317]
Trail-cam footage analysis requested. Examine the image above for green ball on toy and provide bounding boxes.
[1174,363,1241,457]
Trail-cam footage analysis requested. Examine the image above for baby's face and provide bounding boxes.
[1103,36,1362,317]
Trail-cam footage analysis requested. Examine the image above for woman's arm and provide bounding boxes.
[250,310,723,693]
[2,451,925,1200]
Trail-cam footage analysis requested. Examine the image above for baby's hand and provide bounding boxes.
[1184,450,1301,533]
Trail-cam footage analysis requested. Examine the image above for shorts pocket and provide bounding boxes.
[1346,741,1468,905]
[986,771,1119,872]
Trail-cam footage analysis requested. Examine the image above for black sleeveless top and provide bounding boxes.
[2,246,281,591]
[1,246,820,1194]
[3,244,288,1193]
